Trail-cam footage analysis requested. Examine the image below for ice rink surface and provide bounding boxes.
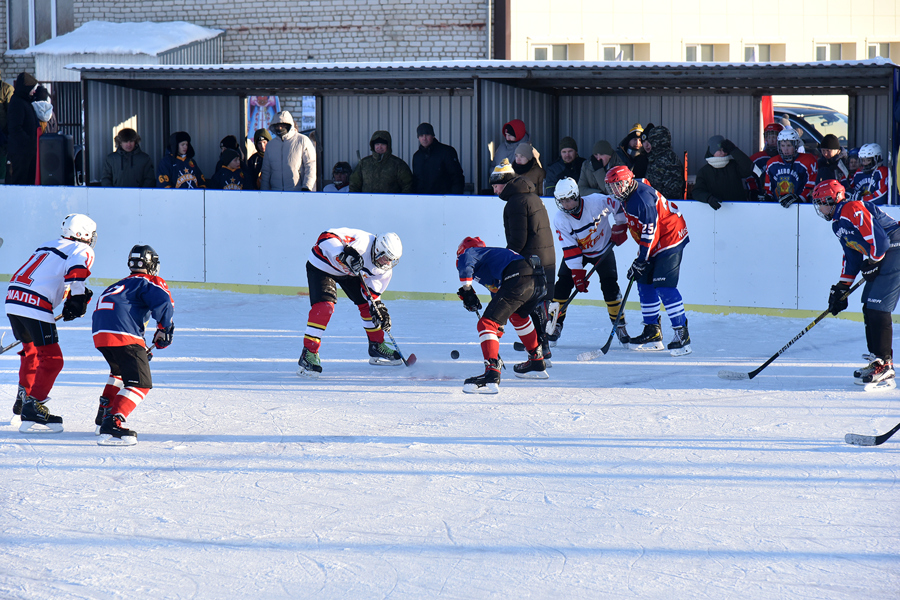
[1,288,898,599]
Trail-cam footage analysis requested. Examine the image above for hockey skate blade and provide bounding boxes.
[97,433,137,446]
[718,370,750,380]
[548,339,557,347]
[844,433,877,446]
[18,421,63,434]
[296,367,321,380]
[576,349,603,361]
[861,379,897,392]
[369,357,403,366]
[462,382,499,395]
[10,415,21,427]
[669,344,692,357]
[631,341,665,351]
[514,370,549,380]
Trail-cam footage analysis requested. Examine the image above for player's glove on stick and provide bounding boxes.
[828,283,851,316]
[779,193,800,208]
[627,259,649,282]
[371,300,391,333]
[572,269,590,293]
[152,324,175,349]
[337,246,364,275]
[457,286,482,312]
[861,259,881,282]
[62,288,93,321]
[610,224,628,246]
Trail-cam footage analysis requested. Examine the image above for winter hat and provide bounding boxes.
[640,123,656,142]
[490,158,516,184]
[33,85,50,102]
[707,135,725,155]
[417,122,435,137]
[220,148,241,166]
[559,136,578,153]
[372,136,389,146]
[220,135,240,151]
[515,142,535,159]
[820,134,842,150]
[628,123,644,137]
[253,128,272,143]
[115,128,141,146]
[174,131,191,146]
[503,119,527,142]
[592,140,614,156]
[332,161,352,174]
[15,72,38,89]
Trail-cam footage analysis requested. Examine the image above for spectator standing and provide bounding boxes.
[643,125,685,200]
[348,130,413,194]
[101,128,155,188]
[692,136,753,210]
[412,122,465,195]
[323,162,351,193]
[511,144,545,193]
[32,85,55,185]
[544,136,586,195]
[815,134,850,186]
[260,110,316,192]
[747,123,783,200]
[6,72,39,186]
[493,118,540,170]
[0,69,13,182]
[632,123,654,178]
[578,140,621,195]
[156,131,206,189]
[247,128,270,190]
[209,149,248,190]
[614,123,644,173]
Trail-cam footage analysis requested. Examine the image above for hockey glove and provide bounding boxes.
[861,259,882,282]
[627,259,649,282]
[457,286,482,312]
[706,196,722,210]
[371,300,391,333]
[611,224,628,246]
[152,324,175,349]
[572,269,590,293]
[779,193,800,208]
[62,288,93,321]
[337,246,364,275]
[828,283,851,316]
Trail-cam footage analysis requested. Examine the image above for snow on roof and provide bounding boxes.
[13,20,223,56]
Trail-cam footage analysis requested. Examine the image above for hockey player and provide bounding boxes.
[747,122,782,200]
[456,237,549,394]
[763,129,817,207]
[92,245,175,445]
[604,166,692,355]
[298,228,403,379]
[5,213,96,433]
[847,143,890,206]
[813,179,900,389]
[550,177,630,346]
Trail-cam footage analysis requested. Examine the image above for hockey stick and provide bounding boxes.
[718,279,865,380]
[357,273,416,367]
[576,276,636,361]
[0,314,65,356]
[845,421,900,446]
[546,259,602,334]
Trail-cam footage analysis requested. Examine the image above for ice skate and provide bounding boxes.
[513,346,549,380]
[630,319,664,351]
[12,384,26,416]
[853,353,878,381]
[463,358,502,394]
[97,413,137,446]
[94,396,110,435]
[615,323,630,349]
[297,347,323,379]
[368,341,403,366]
[855,357,896,392]
[667,320,692,356]
[19,397,63,434]
[547,321,563,347]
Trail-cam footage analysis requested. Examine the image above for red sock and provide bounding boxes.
[304,302,335,353]
[509,314,539,353]
[109,387,150,420]
[358,303,385,343]
[477,317,503,361]
[30,343,64,401]
[101,375,124,400]
[17,342,37,394]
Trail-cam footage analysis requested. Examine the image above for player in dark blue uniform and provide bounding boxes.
[456,237,549,394]
[813,179,900,389]
[91,245,175,445]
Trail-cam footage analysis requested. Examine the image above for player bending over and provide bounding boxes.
[91,245,174,445]
[813,179,900,390]
[5,213,96,433]
[298,228,403,379]
[605,166,692,355]
[456,236,549,394]
[550,177,630,347]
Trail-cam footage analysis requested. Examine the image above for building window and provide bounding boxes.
[816,43,842,61]
[533,44,568,61]
[6,0,74,49]
[868,43,890,59]
[685,44,714,62]
[603,44,635,61]
[744,44,771,62]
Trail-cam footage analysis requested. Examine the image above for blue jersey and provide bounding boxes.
[92,273,175,348]
[457,247,524,294]
[831,200,900,283]
[848,166,890,205]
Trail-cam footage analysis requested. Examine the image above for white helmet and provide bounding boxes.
[553,177,583,215]
[61,213,97,247]
[372,232,402,269]
[858,143,883,172]
[776,129,801,162]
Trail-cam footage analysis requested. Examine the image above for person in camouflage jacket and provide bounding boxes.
[349,130,413,194]
[643,125,685,200]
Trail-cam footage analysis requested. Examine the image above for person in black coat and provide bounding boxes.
[100,128,155,188]
[815,134,850,186]
[6,72,39,185]
[412,123,465,195]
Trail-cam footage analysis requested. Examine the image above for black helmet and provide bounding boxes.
[128,244,160,276]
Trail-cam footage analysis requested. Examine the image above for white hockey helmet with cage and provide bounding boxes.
[61,213,97,247]
[776,129,801,162]
[553,177,583,215]
[372,232,402,270]
[858,143,883,172]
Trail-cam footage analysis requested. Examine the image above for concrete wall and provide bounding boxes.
[3,185,897,315]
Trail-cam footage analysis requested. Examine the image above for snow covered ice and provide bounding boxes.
[1,288,898,599]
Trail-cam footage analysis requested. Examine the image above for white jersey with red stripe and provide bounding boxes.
[5,238,95,323]
[553,193,626,271]
[307,227,393,297]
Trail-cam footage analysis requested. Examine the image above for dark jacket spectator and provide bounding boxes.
[643,125,685,200]
[615,123,644,174]
[349,130,413,194]
[511,142,545,194]
[247,128,270,190]
[156,131,206,189]
[101,128,155,188]
[579,140,624,195]
[815,134,850,185]
[493,118,541,170]
[499,176,556,271]
[544,136,586,195]
[412,122,465,194]
[7,72,39,185]
[691,135,753,210]
[209,148,249,190]
[0,71,13,180]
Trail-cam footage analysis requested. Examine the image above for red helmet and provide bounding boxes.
[605,165,636,199]
[764,123,784,135]
[457,236,486,257]
[811,179,846,221]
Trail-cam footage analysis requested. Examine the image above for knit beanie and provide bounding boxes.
[254,128,272,143]
[490,158,516,184]
[219,148,240,166]
[416,122,435,137]
[707,135,725,155]
[592,140,614,156]
[559,136,577,153]
[515,142,535,159]
[640,123,656,142]
[820,134,841,150]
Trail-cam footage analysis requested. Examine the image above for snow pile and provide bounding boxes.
[23,21,223,56]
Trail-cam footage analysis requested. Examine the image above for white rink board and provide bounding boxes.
[4,185,898,314]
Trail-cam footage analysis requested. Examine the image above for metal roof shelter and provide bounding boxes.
[71,59,900,194]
